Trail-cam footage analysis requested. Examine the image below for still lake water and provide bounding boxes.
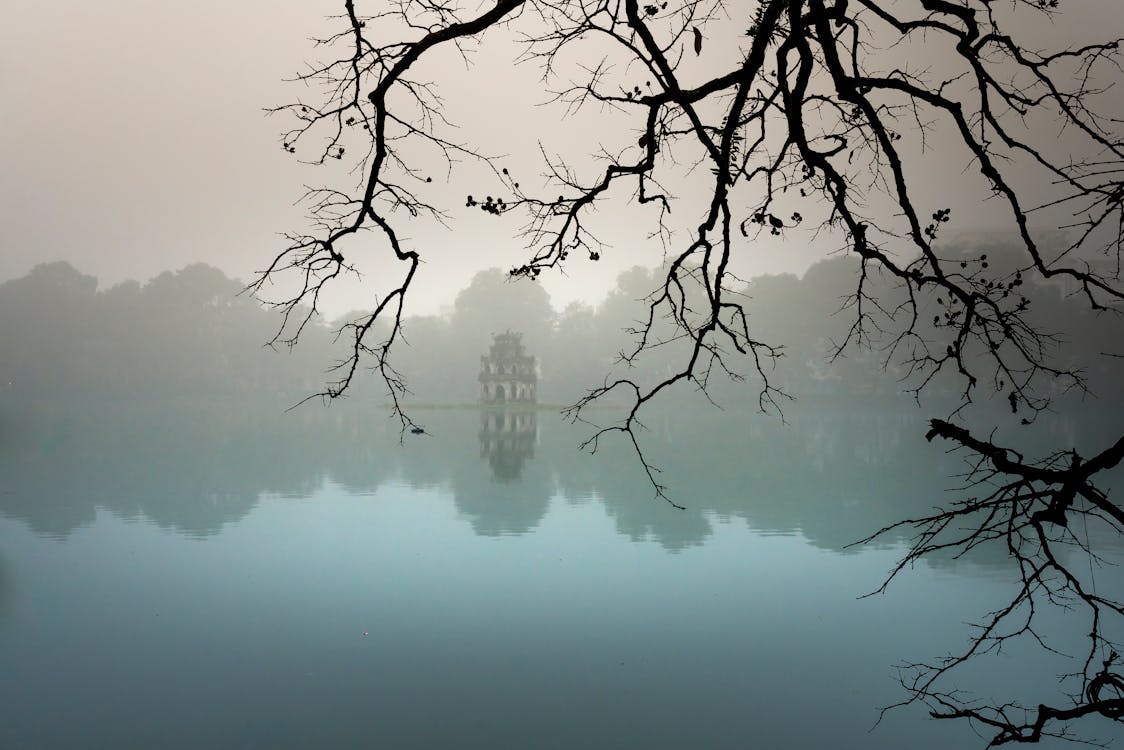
[1,400,1121,749]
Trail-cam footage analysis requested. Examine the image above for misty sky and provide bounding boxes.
[1,0,663,316]
[2,1,1121,317]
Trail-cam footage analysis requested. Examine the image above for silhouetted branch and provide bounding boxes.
[855,419,1124,745]
[263,1,1124,739]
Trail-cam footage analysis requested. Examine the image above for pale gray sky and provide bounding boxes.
[2,1,1120,317]
[1,2,318,290]
[0,0,672,316]
[0,0,824,318]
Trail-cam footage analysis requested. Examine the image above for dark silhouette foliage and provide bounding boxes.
[255,0,1124,743]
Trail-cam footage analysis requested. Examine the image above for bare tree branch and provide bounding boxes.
[261,0,1124,741]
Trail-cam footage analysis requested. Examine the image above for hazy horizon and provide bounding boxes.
[6,1,1119,320]
[3,2,1124,747]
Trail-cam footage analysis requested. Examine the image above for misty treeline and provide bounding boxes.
[0,262,334,402]
[2,235,1120,409]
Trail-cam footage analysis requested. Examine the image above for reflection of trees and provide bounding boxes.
[451,411,552,537]
[0,400,395,538]
[479,408,537,482]
[546,404,1124,561]
[546,415,712,551]
[0,551,9,617]
[450,469,552,537]
[4,402,1118,570]
[7,253,1124,738]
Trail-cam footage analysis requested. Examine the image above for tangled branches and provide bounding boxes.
[260,0,1124,742]
[858,420,1124,744]
[256,0,1124,435]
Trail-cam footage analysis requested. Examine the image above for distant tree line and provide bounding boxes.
[2,237,1119,409]
[0,262,335,402]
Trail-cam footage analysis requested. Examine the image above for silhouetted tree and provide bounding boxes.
[256,0,1124,743]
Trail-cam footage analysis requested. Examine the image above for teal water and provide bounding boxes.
[1,402,1120,749]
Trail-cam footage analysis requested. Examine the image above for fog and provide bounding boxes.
[4,2,1124,747]
[6,1,1120,319]
[3,242,1122,749]
[4,233,1119,409]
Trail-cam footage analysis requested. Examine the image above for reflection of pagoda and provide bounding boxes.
[479,409,538,482]
[479,331,537,404]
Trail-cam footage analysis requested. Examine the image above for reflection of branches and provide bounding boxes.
[263,1,1124,741]
[856,419,1124,745]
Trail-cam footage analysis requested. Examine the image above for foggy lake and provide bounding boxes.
[5,0,1124,740]
[2,401,1121,749]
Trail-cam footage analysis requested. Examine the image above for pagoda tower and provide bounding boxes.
[479,331,537,403]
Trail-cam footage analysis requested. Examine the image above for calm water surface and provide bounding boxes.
[1,402,1120,749]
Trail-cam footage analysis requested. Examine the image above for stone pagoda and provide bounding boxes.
[479,331,537,404]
